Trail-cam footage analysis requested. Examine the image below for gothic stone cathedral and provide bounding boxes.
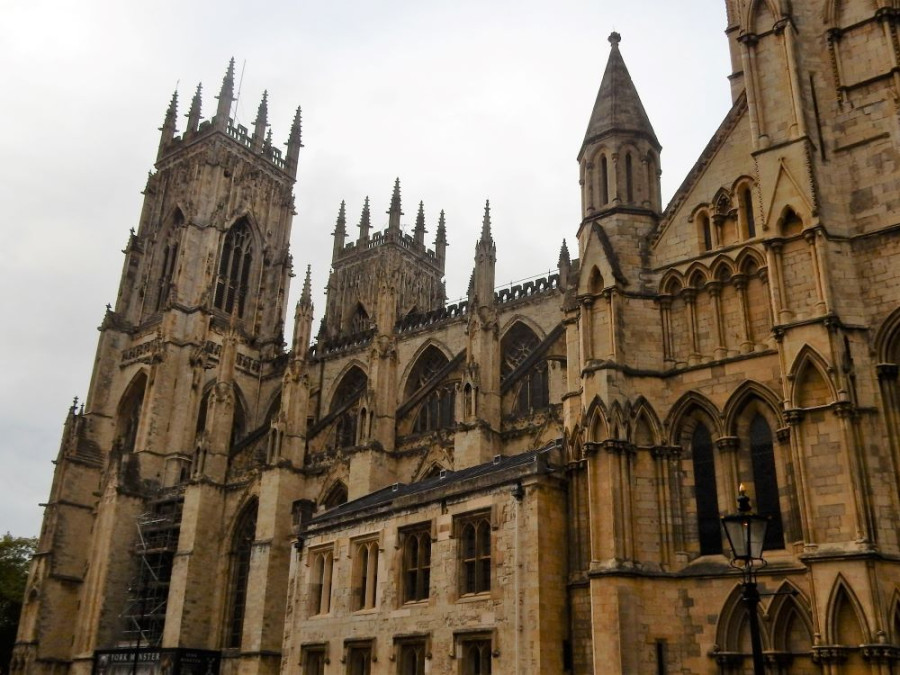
[14,1,900,674]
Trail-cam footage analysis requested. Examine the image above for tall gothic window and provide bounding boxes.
[352,539,379,611]
[226,501,257,648]
[330,367,367,449]
[741,186,756,239]
[625,153,634,203]
[691,423,722,555]
[214,218,253,318]
[155,210,182,312]
[749,415,785,550]
[600,155,610,205]
[407,346,455,433]
[115,372,147,454]
[501,323,549,416]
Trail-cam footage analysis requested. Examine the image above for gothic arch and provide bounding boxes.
[710,256,736,282]
[398,339,455,399]
[776,205,807,237]
[587,265,604,295]
[826,575,871,645]
[665,391,723,444]
[224,496,258,649]
[585,397,609,443]
[769,581,814,655]
[325,361,369,412]
[114,370,150,454]
[608,400,627,440]
[735,247,766,275]
[723,380,784,433]
[499,315,546,342]
[716,583,772,653]
[214,215,260,318]
[713,187,733,216]
[874,305,900,363]
[660,270,684,295]
[744,0,781,33]
[788,345,836,408]
[319,479,349,510]
[631,397,662,447]
[684,262,711,288]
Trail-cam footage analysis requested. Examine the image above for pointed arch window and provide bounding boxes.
[155,212,182,312]
[691,423,722,555]
[349,303,370,334]
[501,323,549,416]
[214,219,254,318]
[625,153,634,203]
[600,155,610,205]
[749,415,785,550]
[700,214,713,251]
[322,482,348,510]
[330,368,367,449]
[226,501,257,648]
[115,373,147,454]
[407,346,455,433]
[740,186,756,239]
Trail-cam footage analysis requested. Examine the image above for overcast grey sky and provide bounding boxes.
[0,1,731,537]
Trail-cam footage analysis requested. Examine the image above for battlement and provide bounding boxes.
[336,225,441,266]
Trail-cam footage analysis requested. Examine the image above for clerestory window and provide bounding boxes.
[214,219,253,318]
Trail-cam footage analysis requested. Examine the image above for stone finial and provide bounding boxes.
[481,200,492,241]
[215,57,236,126]
[186,82,202,133]
[300,265,312,306]
[358,196,371,240]
[286,106,303,176]
[435,209,447,244]
[414,201,426,244]
[388,178,403,230]
[609,31,621,47]
[253,90,269,148]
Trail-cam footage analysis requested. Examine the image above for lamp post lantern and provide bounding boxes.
[721,485,770,675]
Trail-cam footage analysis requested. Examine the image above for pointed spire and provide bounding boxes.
[300,265,312,306]
[387,178,403,231]
[579,33,659,160]
[158,90,178,160]
[332,200,347,260]
[186,83,202,133]
[558,239,571,288]
[435,209,448,268]
[480,200,492,242]
[292,265,314,355]
[215,57,236,129]
[253,90,269,149]
[414,201,426,245]
[286,105,303,177]
[358,196,371,241]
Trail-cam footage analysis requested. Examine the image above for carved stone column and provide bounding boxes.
[684,289,701,364]
[708,281,727,359]
[733,274,754,353]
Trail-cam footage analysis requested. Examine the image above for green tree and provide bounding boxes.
[0,533,36,675]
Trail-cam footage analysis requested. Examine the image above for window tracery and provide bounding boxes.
[225,501,257,648]
[214,219,254,318]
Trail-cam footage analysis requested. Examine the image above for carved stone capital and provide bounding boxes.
[716,436,740,452]
[784,409,805,426]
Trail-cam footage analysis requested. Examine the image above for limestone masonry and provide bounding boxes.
[14,1,900,673]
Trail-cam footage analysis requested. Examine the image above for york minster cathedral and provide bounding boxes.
[13,0,900,673]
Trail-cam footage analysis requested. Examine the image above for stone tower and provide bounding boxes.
[14,60,303,675]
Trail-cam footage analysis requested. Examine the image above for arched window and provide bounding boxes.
[115,373,148,454]
[501,323,549,416]
[740,186,756,239]
[225,501,257,648]
[154,211,183,312]
[214,219,253,318]
[403,528,431,603]
[700,214,713,251]
[600,155,610,205]
[625,153,634,203]
[349,303,370,334]
[322,482,348,509]
[406,346,456,433]
[330,367,367,449]
[749,415,785,550]
[691,423,722,555]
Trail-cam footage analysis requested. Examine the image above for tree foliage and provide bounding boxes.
[0,533,36,673]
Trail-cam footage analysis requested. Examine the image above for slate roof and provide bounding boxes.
[308,442,560,528]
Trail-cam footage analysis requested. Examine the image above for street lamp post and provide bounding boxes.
[721,485,769,675]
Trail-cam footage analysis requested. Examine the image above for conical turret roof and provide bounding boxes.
[580,32,659,160]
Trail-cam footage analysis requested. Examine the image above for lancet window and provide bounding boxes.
[406,347,455,433]
[214,218,254,318]
[225,501,257,648]
[330,367,367,449]
[501,323,549,416]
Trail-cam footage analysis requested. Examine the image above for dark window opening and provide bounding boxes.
[214,219,253,318]
[691,423,722,555]
[749,415,785,550]
[226,502,257,648]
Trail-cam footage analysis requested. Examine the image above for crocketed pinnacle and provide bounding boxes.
[299,265,312,306]
[335,200,347,235]
[580,32,659,159]
[559,239,570,267]
[216,57,236,121]
[435,209,447,245]
[163,90,178,127]
[414,201,426,242]
[359,196,371,239]
[254,90,269,139]
[186,83,202,132]
[481,200,492,241]
[388,178,403,230]
[288,106,303,147]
